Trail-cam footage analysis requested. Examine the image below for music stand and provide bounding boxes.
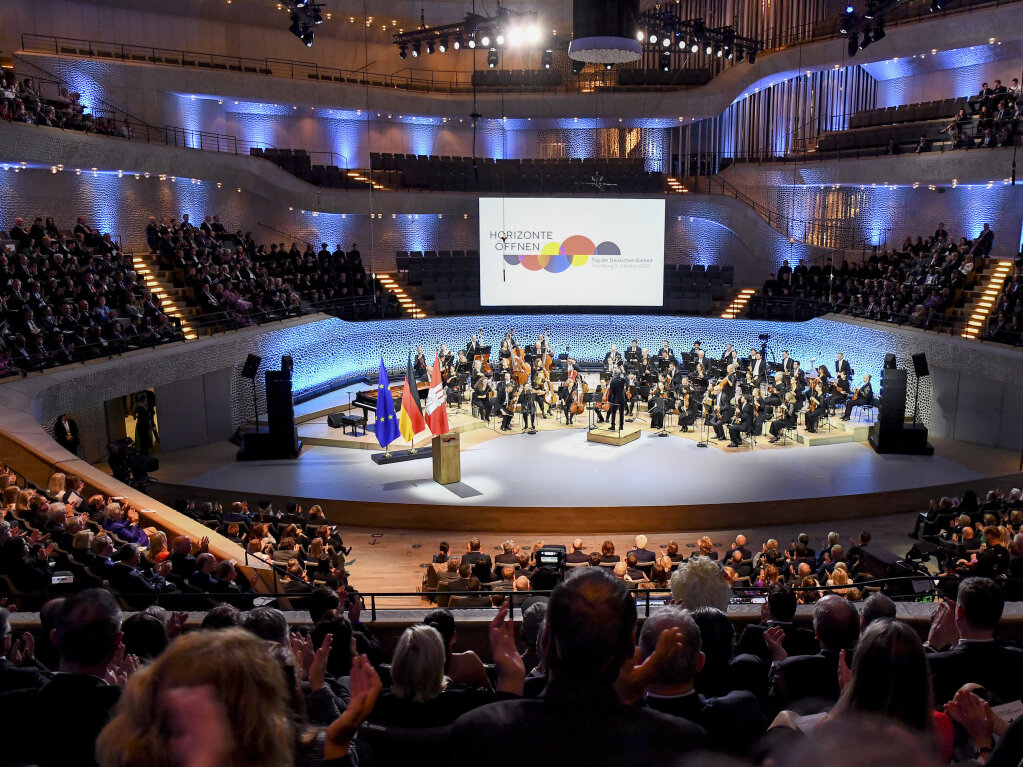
[696,407,710,448]
[651,397,669,438]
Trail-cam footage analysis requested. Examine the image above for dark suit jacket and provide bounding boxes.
[0,673,121,767]
[0,657,48,693]
[738,622,819,663]
[607,375,628,406]
[53,417,79,451]
[834,359,851,376]
[460,551,492,569]
[565,551,589,564]
[643,690,765,756]
[771,649,843,709]
[929,641,1023,705]
[454,680,707,766]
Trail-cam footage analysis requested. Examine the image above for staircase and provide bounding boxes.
[720,288,756,318]
[961,259,1014,340]
[377,273,426,318]
[131,254,199,340]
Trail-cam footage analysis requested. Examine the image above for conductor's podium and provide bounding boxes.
[586,423,642,447]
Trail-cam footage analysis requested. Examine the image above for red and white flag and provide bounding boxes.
[424,353,450,435]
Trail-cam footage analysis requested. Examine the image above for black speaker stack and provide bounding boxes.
[868,366,933,455]
[238,356,302,461]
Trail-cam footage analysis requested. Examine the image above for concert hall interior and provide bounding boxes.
[3,1,1023,765]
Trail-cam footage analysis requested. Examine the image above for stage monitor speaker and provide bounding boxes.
[327,413,345,429]
[911,353,930,378]
[869,422,933,455]
[241,354,261,380]
[884,353,897,369]
[857,547,902,579]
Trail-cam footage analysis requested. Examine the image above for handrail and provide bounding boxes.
[746,295,969,337]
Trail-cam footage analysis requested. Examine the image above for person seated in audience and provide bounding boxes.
[925,576,1023,704]
[628,534,656,563]
[598,539,619,564]
[187,552,218,590]
[827,563,861,601]
[624,552,649,582]
[282,558,312,594]
[1,590,126,767]
[0,534,53,591]
[101,502,149,548]
[432,540,450,563]
[108,544,176,603]
[738,584,819,662]
[766,594,861,710]
[491,566,517,593]
[565,538,587,564]
[454,570,707,762]
[639,606,766,755]
[694,535,718,560]
[424,608,493,690]
[957,525,1010,577]
[460,537,491,570]
[670,555,731,611]
[0,606,48,692]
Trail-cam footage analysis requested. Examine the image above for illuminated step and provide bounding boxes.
[961,259,1013,339]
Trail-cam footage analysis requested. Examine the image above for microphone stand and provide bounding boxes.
[696,406,709,448]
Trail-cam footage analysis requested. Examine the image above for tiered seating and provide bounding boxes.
[617,68,712,88]
[662,264,734,314]
[470,69,562,89]
[847,97,969,130]
[249,148,379,190]
[370,154,666,194]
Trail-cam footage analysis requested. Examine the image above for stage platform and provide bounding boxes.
[587,424,642,446]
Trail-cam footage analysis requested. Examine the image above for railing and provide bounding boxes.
[745,294,969,336]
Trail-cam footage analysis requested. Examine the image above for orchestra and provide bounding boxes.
[389,330,869,448]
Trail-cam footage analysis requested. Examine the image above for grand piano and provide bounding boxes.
[353,383,430,425]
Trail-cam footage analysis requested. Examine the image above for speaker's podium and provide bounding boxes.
[432,433,461,485]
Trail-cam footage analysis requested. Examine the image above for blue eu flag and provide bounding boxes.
[375,357,400,449]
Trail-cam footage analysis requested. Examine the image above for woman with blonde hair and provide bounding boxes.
[46,472,66,501]
[14,489,33,515]
[97,627,382,767]
[143,531,169,567]
[827,563,861,601]
[3,485,20,510]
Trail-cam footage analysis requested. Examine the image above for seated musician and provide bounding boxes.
[676,376,697,432]
[728,394,755,448]
[804,379,824,433]
[439,343,453,367]
[721,342,735,361]
[828,370,851,413]
[768,393,798,442]
[841,374,873,421]
[692,361,708,387]
[499,338,512,360]
[790,360,807,391]
[765,371,786,407]
[625,372,640,416]
[693,349,708,371]
[811,359,832,383]
[637,349,652,377]
[751,388,770,436]
[625,339,641,366]
[498,374,516,431]
[532,370,548,418]
[789,377,806,411]
[592,381,606,423]
[661,340,675,362]
[604,344,623,371]
[414,345,429,381]
[471,374,491,421]
[455,350,471,374]
[690,340,702,355]
[647,386,666,430]
[708,384,733,441]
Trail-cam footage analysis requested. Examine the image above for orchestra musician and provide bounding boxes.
[604,344,623,371]
[750,388,770,436]
[720,364,737,399]
[439,343,453,367]
[693,349,708,372]
[498,374,516,431]
[708,384,734,441]
[625,340,642,366]
[676,376,697,432]
[780,350,795,375]
[660,341,675,362]
[455,350,471,375]
[518,381,537,432]
[592,380,606,423]
[413,345,428,381]
[560,375,583,426]
[727,394,755,448]
[648,386,666,430]
[637,349,652,378]
[466,333,481,356]
[606,366,628,431]
[625,371,640,417]
[790,360,807,392]
[532,369,549,419]
[749,351,766,384]
[690,340,702,355]
[768,393,798,443]
[834,352,852,378]
[472,374,491,421]
[499,338,513,361]
[692,361,708,388]
[721,342,735,361]
[765,371,787,407]
[804,378,825,433]
[789,376,806,411]
[841,374,873,421]
[828,370,852,413]
[811,358,832,383]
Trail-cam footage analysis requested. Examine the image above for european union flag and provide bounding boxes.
[375,357,400,449]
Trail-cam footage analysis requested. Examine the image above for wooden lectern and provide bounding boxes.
[432,432,461,485]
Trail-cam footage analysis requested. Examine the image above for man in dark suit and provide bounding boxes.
[737,585,819,662]
[0,590,123,767]
[728,394,755,448]
[833,353,851,378]
[708,384,734,441]
[494,540,520,569]
[454,568,707,765]
[606,367,628,431]
[53,413,79,456]
[639,606,765,756]
[769,594,860,710]
[927,576,1023,705]
[565,539,588,564]
[780,350,795,375]
[841,374,872,421]
[460,537,492,571]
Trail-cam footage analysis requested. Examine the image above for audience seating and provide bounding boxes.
[470,69,562,89]
[617,68,713,88]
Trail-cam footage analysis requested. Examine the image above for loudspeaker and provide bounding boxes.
[879,369,907,427]
[281,354,293,374]
[911,353,929,378]
[327,413,345,429]
[869,422,933,454]
[884,353,897,369]
[241,354,262,380]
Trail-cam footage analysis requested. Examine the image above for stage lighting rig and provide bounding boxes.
[283,0,324,47]
[840,1,898,58]
[392,6,546,62]
[635,7,763,67]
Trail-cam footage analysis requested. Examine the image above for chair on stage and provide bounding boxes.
[855,396,878,423]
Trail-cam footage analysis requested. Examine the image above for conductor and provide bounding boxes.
[607,366,628,431]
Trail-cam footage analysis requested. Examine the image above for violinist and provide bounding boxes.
[720,364,737,399]
[592,380,606,423]
[828,370,851,413]
[804,379,824,433]
[625,340,642,366]
[518,381,537,432]
[811,358,832,383]
[666,361,683,392]
[471,374,491,421]
[625,371,640,417]
[676,376,697,432]
[636,349,652,378]
[439,344,453,367]
[751,388,770,436]
[790,360,807,392]
[692,361,708,388]
[768,393,798,442]
[727,394,755,448]
[841,373,872,421]
[499,375,516,431]
[532,369,549,419]
[693,349,708,372]
[647,386,666,430]
[413,345,428,382]
[708,384,734,441]
[789,376,806,411]
[604,345,623,371]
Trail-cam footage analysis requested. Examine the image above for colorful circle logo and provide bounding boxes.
[504,236,620,273]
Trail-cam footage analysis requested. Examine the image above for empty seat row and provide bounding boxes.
[816,120,947,153]
[470,69,562,88]
[617,68,712,87]
[848,97,967,130]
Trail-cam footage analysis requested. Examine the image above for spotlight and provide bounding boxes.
[690,42,699,53]
[294,0,307,6]
[660,53,671,72]
[662,37,670,47]
[453,37,461,50]
[487,48,499,68]
[873,18,885,41]
[480,34,490,47]
[411,41,420,57]
[930,0,942,10]
[636,30,645,42]
[399,43,408,59]
[572,59,585,74]
[541,49,553,69]
[847,32,859,57]
[307,4,322,24]
[845,4,854,11]
[604,62,613,70]
[715,45,724,58]
[468,36,476,49]
[648,32,658,44]
[527,24,542,44]
[301,30,314,47]
[496,32,505,45]
[438,39,447,53]
[678,38,687,50]
[705,44,713,55]
[859,28,872,49]
[426,40,435,54]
